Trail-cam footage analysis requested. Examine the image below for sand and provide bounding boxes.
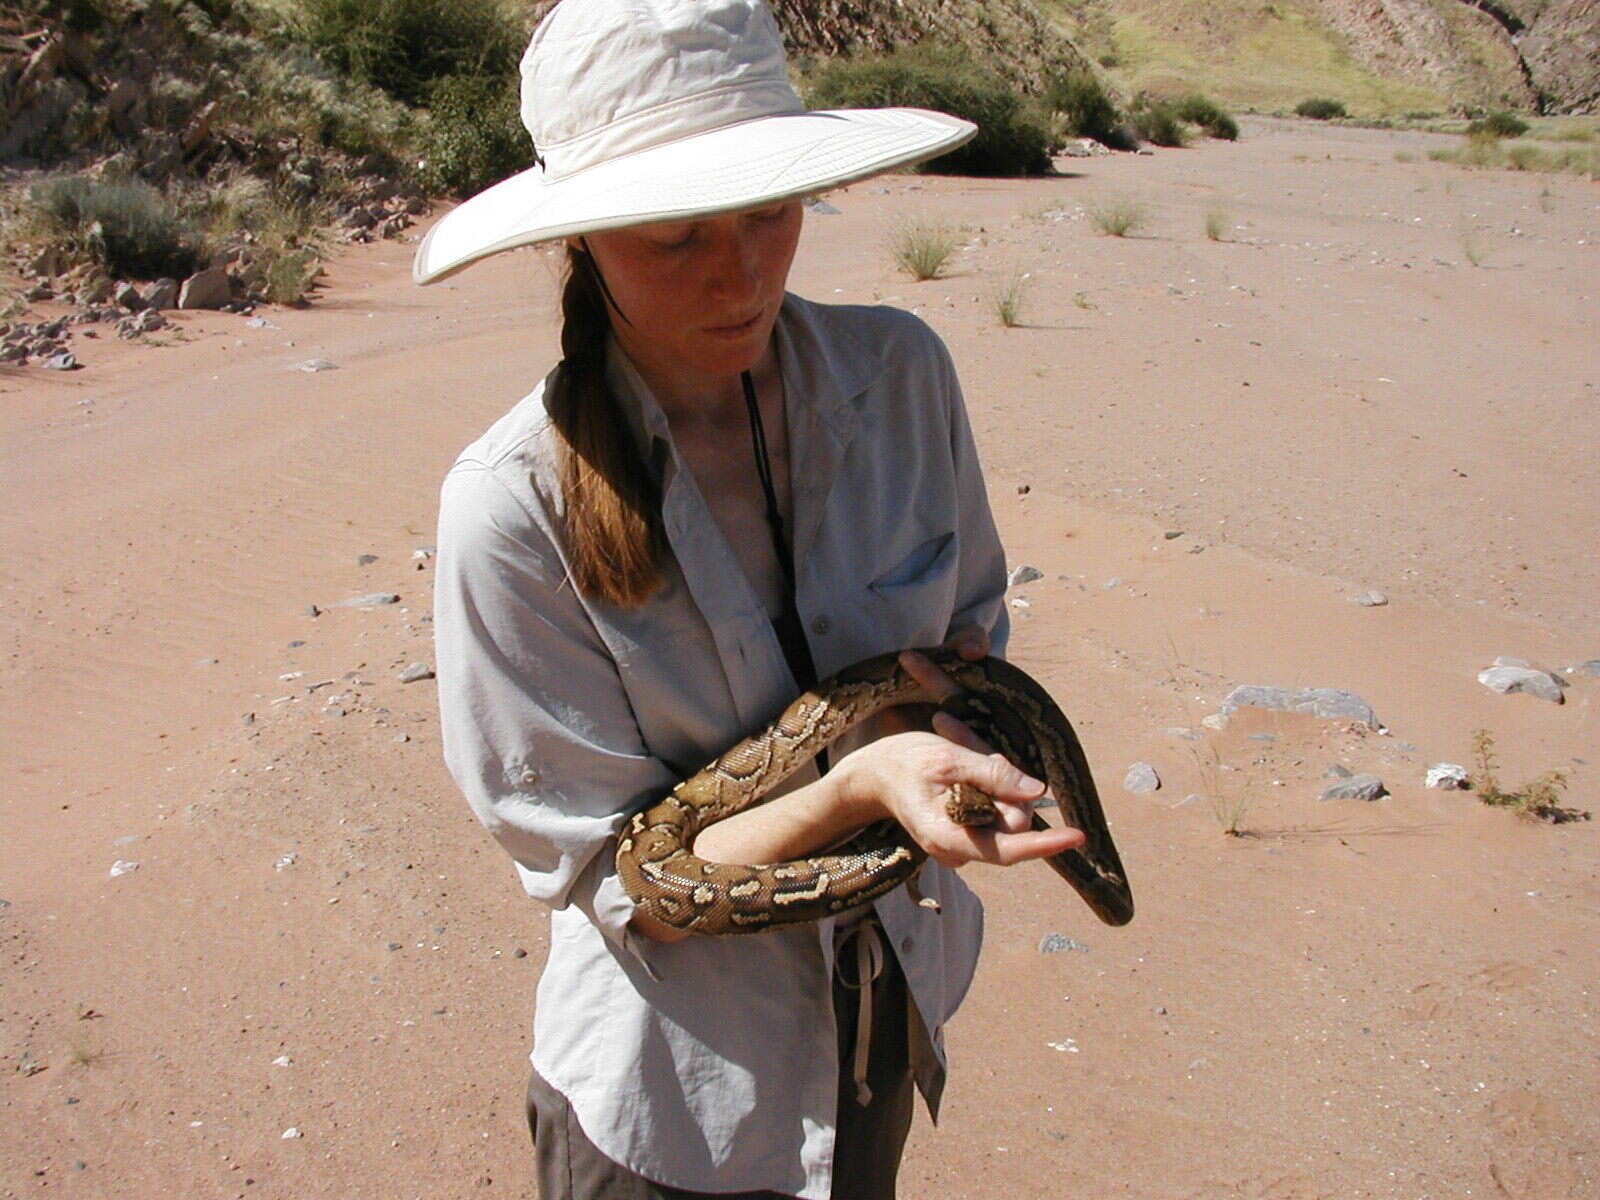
[2,117,1596,1199]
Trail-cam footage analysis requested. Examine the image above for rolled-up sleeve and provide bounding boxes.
[931,334,1010,659]
[433,458,672,963]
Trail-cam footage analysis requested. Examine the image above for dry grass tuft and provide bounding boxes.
[990,268,1029,327]
[1204,205,1229,241]
[1087,197,1148,238]
[890,217,959,280]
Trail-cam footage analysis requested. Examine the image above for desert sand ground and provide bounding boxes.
[2,117,1596,1200]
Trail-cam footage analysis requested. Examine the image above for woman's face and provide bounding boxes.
[577,199,804,399]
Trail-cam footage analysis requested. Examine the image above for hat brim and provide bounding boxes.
[412,107,976,285]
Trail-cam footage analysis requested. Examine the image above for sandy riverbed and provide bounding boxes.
[3,116,1596,1199]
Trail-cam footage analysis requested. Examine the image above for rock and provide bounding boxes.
[1320,774,1386,801]
[1352,590,1389,607]
[1124,762,1161,793]
[1426,763,1470,790]
[281,1127,302,1140]
[295,358,340,372]
[399,662,435,684]
[1568,660,1600,677]
[142,278,178,310]
[1038,932,1089,954]
[1164,727,1201,741]
[24,282,54,302]
[1200,713,1229,731]
[337,592,399,608]
[1164,530,1184,539]
[1492,655,1531,668]
[1008,565,1043,586]
[357,553,378,565]
[1477,665,1564,704]
[41,353,79,371]
[178,267,231,310]
[0,344,26,364]
[28,246,62,277]
[1323,764,1353,779]
[1221,685,1378,729]
[113,281,144,310]
[108,859,140,878]
[803,196,842,214]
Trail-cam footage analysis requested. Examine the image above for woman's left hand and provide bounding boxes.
[897,627,1040,836]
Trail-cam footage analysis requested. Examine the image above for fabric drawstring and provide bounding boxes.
[835,918,886,1106]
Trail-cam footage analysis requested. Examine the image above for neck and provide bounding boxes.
[621,339,781,426]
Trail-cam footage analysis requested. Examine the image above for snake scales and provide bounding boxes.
[616,648,1134,935]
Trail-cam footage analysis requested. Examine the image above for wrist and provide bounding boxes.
[829,752,887,828]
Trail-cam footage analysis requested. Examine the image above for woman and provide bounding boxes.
[419,2,1084,1197]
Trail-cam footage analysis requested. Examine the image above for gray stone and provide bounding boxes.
[1221,685,1378,728]
[1038,932,1089,954]
[1008,565,1043,587]
[1569,660,1600,677]
[41,353,78,370]
[296,358,340,372]
[1477,666,1564,704]
[399,662,435,684]
[357,553,378,565]
[336,592,400,608]
[1200,713,1229,731]
[1323,764,1353,779]
[114,281,145,311]
[1164,727,1201,741]
[1492,655,1531,668]
[1426,763,1470,790]
[1247,733,1276,743]
[143,278,178,310]
[1163,530,1184,539]
[1123,762,1161,794]
[178,267,231,310]
[1320,774,1386,801]
[1352,590,1389,607]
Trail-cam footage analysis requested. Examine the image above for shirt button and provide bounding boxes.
[900,935,915,954]
[519,768,540,787]
[811,616,831,637]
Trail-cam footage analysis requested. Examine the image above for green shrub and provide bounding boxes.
[1466,110,1529,138]
[290,0,523,106]
[804,43,1053,176]
[1044,68,1135,150]
[25,175,204,280]
[1129,97,1187,147]
[1295,97,1347,120]
[420,73,531,196]
[1173,95,1239,141]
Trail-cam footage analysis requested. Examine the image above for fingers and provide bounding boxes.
[944,624,990,661]
[898,648,957,703]
[930,709,992,755]
[955,823,1086,867]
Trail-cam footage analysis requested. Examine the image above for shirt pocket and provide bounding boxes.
[864,529,960,647]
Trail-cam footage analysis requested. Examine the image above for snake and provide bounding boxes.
[616,648,1133,935]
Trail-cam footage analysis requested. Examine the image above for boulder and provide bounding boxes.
[1477,665,1564,704]
[143,278,178,311]
[1221,685,1378,729]
[178,267,231,310]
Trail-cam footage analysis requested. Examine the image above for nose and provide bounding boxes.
[702,217,765,300]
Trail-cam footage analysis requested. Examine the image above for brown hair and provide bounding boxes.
[545,244,665,607]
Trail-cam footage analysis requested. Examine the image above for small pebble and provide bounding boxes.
[1123,762,1161,794]
[1426,763,1470,790]
[108,860,139,878]
[1038,932,1089,954]
[399,662,435,684]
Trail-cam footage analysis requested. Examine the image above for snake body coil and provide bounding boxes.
[617,649,1134,934]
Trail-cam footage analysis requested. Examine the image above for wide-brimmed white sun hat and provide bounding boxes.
[412,0,976,285]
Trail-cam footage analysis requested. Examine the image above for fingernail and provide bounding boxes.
[1020,774,1046,794]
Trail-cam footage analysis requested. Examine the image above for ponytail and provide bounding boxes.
[545,244,665,607]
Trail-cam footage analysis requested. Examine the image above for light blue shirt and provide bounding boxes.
[433,293,1009,1197]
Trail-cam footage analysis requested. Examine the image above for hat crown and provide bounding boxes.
[523,0,805,180]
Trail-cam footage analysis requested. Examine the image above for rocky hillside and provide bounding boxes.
[1041,0,1598,114]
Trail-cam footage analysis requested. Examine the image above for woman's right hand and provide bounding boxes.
[835,729,1085,868]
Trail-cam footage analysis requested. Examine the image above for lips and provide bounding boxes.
[707,312,762,334]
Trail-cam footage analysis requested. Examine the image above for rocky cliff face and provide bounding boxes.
[1504,0,1600,113]
[1316,0,1598,112]
[1314,0,1537,109]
